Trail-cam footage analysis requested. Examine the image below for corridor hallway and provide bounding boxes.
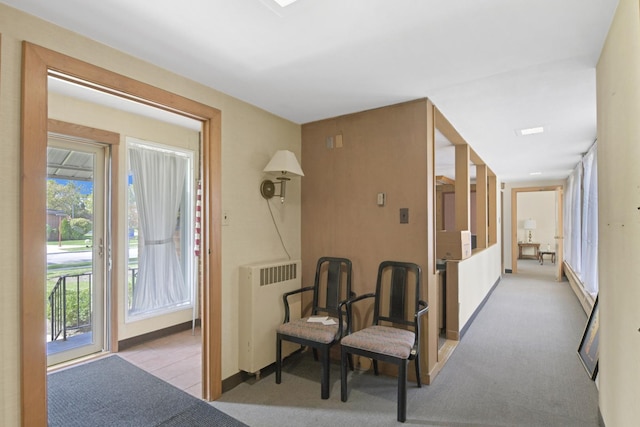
[210,271,599,426]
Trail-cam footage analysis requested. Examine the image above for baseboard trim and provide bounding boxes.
[117,319,201,351]
[598,407,605,426]
[563,261,595,315]
[426,339,458,384]
[459,277,501,339]
[223,347,306,392]
[222,370,253,393]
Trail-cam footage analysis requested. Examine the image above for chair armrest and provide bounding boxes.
[415,300,429,322]
[339,293,375,335]
[417,300,429,316]
[344,293,375,308]
[411,301,430,354]
[333,293,352,337]
[282,285,314,323]
[338,291,359,311]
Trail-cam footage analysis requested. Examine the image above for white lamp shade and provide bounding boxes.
[523,219,537,230]
[263,150,304,176]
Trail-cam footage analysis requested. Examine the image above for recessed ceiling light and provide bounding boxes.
[273,0,299,6]
[529,172,542,176]
[518,126,544,136]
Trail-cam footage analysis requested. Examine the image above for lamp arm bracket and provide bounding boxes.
[260,179,277,199]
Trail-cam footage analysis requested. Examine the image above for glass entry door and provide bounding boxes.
[46,136,108,366]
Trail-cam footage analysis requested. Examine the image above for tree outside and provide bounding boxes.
[47,179,93,242]
[46,179,94,340]
[47,179,93,220]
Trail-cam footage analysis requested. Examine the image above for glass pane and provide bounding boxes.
[46,144,97,359]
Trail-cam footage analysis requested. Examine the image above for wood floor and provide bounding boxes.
[118,326,202,398]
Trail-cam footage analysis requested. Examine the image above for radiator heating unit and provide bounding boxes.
[238,259,302,375]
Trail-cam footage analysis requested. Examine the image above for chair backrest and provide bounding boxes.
[312,257,352,318]
[373,261,422,328]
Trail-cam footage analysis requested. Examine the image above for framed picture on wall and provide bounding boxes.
[577,295,599,380]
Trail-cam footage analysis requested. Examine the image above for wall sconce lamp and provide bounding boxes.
[260,150,304,203]
[524,218,537,243]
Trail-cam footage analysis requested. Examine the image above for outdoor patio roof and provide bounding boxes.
[47,143,93,182]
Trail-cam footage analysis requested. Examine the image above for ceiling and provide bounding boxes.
[3,0,619,183]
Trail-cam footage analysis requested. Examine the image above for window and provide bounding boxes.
[126,138,196,320]
[564,141,598,296]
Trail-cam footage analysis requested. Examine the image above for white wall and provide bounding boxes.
[596,0,640,424]
[457,244,502,329]
[0,5,301,425]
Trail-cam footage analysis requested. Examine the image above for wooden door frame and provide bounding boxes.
[21,42,222,426]
[510,185,564,280]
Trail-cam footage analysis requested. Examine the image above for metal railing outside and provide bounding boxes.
[48,267,138,342]
[48,273,92,341]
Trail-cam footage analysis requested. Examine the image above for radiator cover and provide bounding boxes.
[238,259,302,374]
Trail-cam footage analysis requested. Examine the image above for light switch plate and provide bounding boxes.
[400,208,409,224]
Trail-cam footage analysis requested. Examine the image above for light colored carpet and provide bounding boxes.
[213,270,598,426]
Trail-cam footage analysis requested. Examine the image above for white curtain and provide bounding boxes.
[563,171,574,263]
[581,143,598,295]
[566,163,583,275]
[130,146,188,313]
[563,142,598,297]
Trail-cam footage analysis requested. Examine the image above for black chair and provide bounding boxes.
[340,261,428,423]
[276,257,353,399]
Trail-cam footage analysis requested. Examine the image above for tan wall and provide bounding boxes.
[301,99,430,316]
[443,191,476,233]
[0,5,301,424]
[596,0,640,424]
[300,100,502,382]
[516,191,556,250]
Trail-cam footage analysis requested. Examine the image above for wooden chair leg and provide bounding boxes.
[398,360,408,423]
[275,335,282,384]
[340,346,349,402]
[321,346,330,399]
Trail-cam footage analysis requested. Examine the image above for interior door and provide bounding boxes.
[46,136,108,366]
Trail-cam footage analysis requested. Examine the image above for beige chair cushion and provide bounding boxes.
[277,317,339,344]
[341,325,415,359]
